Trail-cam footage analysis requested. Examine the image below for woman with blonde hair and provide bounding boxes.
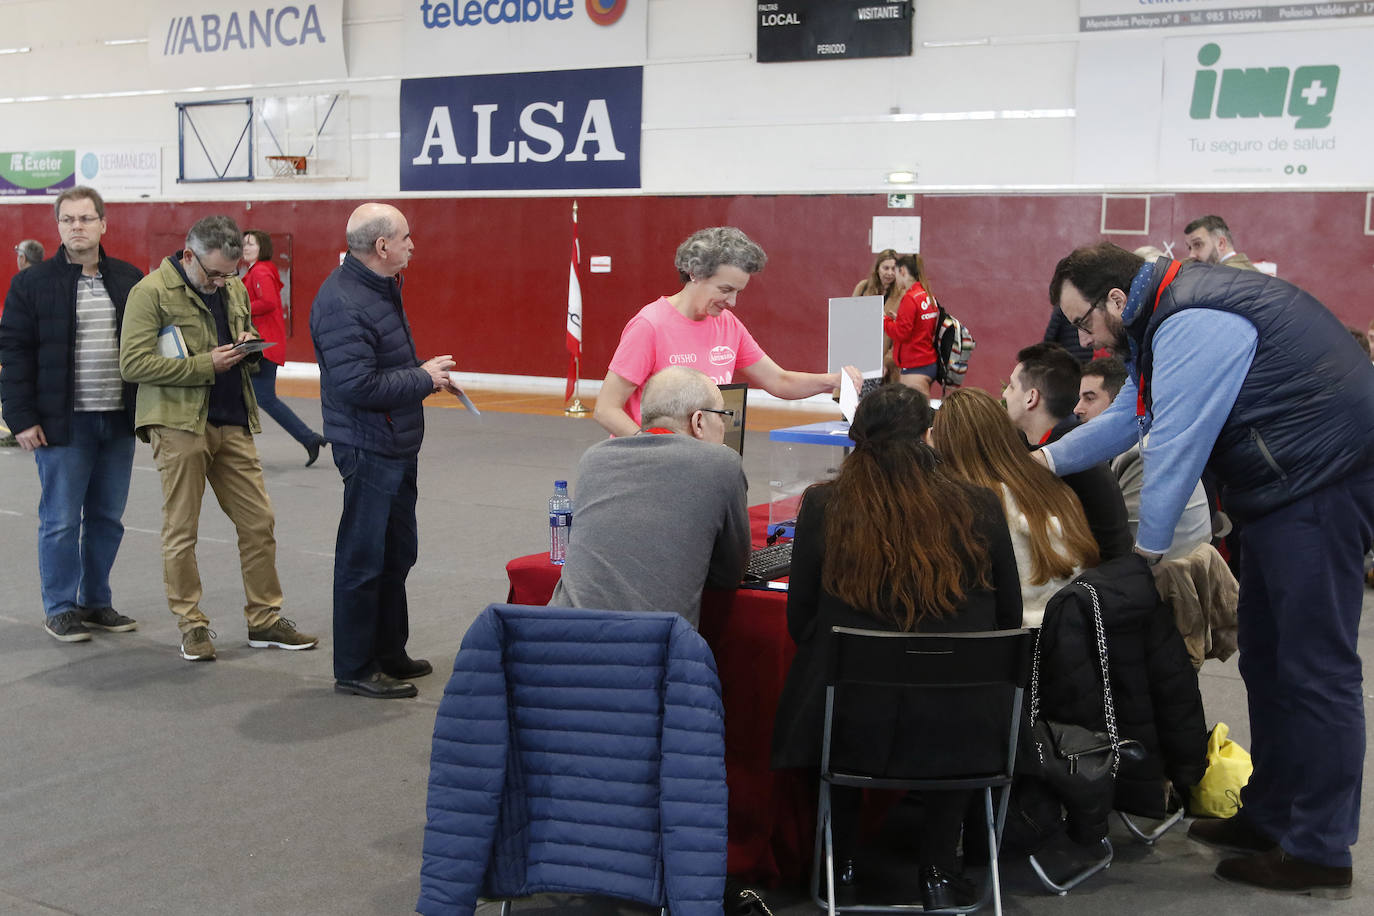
[932,387,1100,625]
[851,248,903,312]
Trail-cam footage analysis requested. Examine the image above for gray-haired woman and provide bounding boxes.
[594,226,846,437]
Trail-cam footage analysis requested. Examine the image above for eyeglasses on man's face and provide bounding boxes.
[1069,298,1105,333]
[191,249,237,282]
[57,215,102,227]
[699,407,735,419]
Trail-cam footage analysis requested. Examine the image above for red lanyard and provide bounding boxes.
[1136,259,1183,418]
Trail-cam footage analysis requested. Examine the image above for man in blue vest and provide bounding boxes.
[1037,242,1374,899]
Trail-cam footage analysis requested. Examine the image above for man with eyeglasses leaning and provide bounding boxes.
[0,186,143,642]
[119,215,318,663]
[1037,241,1374,899]
[550,365,750,628]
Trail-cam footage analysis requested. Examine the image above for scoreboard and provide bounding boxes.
[757,1,915,63]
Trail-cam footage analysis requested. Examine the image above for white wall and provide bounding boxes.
[0,0,1360,201]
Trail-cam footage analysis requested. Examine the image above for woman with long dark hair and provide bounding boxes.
[851,248,903,312]
[771,385,1021,909]
[932,388,1100,625]
[241,229,327,465]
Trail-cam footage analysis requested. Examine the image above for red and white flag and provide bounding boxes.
[565,208,583,401]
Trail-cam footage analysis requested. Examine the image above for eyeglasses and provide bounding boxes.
[57,215,102,226]
[1068,298,1105,333]
[191,249,237,282]
[699,407,735,419]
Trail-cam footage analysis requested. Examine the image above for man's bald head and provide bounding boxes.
[640,367,729,443]
[346,203,412,276]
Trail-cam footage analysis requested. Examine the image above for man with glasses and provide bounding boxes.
[0,186,143,642]
[119,215,317,662]
[1039,241,1374,899]
[551,365,750,628]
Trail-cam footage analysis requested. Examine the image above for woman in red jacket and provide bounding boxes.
[883,253,939,397]
[241,230,326,466]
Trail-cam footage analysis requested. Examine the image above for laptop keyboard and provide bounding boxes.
[744,541,793,582]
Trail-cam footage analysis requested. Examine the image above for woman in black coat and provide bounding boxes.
[771,385,1022,909]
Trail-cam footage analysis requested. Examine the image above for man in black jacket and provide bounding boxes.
[0,186,142,642]
[1003,342,1133,561]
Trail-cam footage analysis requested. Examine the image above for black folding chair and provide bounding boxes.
[813,627,1033,915]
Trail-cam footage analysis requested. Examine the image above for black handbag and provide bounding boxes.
[1023,581,1143,842]
[732,888,774,915]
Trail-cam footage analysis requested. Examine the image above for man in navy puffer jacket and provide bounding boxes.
[310,203,457,700]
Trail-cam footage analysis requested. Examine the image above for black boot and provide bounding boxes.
[920,865,977,910]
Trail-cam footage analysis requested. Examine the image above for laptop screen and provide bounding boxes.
[718,383,748,456]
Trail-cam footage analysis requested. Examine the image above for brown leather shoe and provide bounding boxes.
[1187,815,1276,854]
[1216,848,1352,899]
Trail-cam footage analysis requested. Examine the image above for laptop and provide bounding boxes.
[718,382,748,457]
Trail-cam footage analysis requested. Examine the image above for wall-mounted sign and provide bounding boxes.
[400,67,642,192]
[1074,29,1374,186]
[758,0,914,63]
[77,146,162,198]
[146,0,346,84]
[403,0,646,72]
[0,150,75,196]
[1080,0,1374,32]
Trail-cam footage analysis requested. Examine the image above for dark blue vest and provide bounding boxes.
[1131,260,1374,522]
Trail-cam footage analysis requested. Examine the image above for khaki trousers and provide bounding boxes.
[148,425,282,633]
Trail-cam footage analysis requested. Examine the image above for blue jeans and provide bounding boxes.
[330,445,418,679]
[251,360,320,447]
[33,411,136,619]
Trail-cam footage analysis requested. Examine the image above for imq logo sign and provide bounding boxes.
[1189,42,1338,129]
[400,67,642,191]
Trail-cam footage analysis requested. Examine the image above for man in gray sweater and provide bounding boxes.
[551,366,750,626]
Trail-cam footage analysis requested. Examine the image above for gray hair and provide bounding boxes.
[16,239,44,264]
[640,367,720,430]
[674,227,767,283]
[186,215,242,260]
[53,185,105,220]
[1133,245,1166,261]
[346,213,398,255]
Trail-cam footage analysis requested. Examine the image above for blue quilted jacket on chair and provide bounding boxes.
[417,604,728,916]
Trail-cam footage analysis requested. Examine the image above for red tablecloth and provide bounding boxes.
[504,505,814,884]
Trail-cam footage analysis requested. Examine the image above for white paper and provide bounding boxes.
[839,369,883,424]
[447,373,481,416]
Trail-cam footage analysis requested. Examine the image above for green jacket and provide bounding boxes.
[119,256,261,441]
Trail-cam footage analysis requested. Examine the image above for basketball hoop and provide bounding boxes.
[265,154,307,177]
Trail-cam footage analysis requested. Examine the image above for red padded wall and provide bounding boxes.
[4,191,1372,395]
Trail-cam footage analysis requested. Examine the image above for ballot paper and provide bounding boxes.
[839,369,883,424]
[446,373,481,416]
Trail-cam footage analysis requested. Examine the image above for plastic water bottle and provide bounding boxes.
[548,480,573,565]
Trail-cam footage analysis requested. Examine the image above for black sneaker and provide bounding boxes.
[45,610,93,643]
[79,605,138,632]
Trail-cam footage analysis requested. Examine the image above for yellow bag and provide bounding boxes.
[1190,722,1253,818]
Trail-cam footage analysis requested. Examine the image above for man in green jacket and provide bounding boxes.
[120,215,317,662]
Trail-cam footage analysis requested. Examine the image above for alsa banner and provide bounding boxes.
[403,0,645,72]
[146,0,346,84]
[400,67,642,191]
[1158,30,1373,184]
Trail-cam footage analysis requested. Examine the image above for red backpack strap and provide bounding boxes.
[1136,259,1183,419]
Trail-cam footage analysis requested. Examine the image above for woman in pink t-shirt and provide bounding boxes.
[595,226,845,437]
